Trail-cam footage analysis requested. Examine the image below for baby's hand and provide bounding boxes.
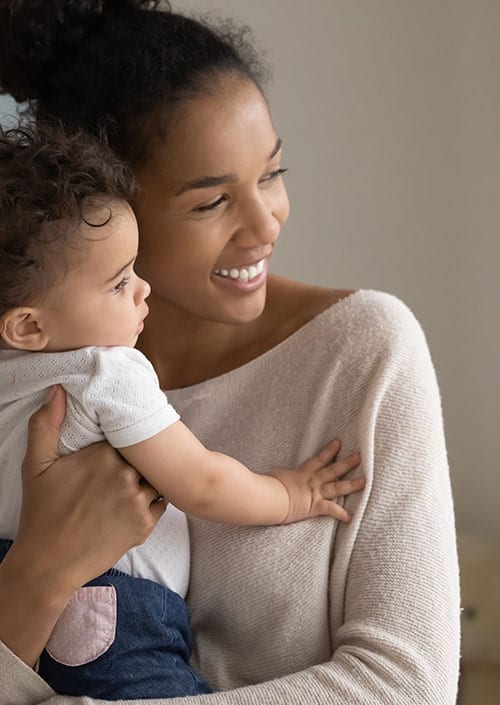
[270,439,364,524]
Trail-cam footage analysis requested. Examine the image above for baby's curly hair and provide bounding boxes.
[0,122,135,317]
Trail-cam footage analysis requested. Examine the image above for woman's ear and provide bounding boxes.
[0,308,50,351]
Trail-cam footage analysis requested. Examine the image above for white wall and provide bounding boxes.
[2,0,499,542]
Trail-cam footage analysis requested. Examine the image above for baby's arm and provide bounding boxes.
[119,425,363,526]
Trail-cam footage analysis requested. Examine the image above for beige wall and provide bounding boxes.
[1,1,499,542]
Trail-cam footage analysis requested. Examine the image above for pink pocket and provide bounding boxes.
[45,585,117,666]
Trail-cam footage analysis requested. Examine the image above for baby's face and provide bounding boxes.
[40,202,151,352]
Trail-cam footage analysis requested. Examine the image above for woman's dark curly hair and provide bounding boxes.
[0,1,267,166]
[0,122,135,316]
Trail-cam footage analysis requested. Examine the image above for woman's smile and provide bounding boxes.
[211,258,268,292]
[213,258,265,282]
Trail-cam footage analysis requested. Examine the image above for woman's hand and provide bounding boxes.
[270,439,364,524]
[18,385,165,585]
[0,385,165,667]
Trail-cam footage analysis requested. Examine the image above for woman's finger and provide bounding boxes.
[138,476,167,505]
[149,497,167,521]
[23,385,66,479]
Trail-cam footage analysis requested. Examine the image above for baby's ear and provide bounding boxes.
[0,308,49,351]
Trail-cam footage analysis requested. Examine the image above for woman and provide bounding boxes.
[0,1,460,703]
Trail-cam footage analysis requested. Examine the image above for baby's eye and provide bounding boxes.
[193,195,227,213]
[261,167,288,183]
[112,277,130,293]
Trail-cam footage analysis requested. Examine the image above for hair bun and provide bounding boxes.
[0,1,157,102]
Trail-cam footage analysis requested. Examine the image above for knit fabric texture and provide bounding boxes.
[0,291,460,705]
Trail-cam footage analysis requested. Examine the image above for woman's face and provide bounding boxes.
[133,77,290,326]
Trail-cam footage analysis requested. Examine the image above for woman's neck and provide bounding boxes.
[136,292,275,390]
[137,276,351,390]
[137,315,256,390]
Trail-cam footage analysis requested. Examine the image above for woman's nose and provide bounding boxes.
[233,196,283,247]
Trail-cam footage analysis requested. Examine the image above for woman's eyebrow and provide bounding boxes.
[175,174,237,196]
[269,137,282,160]
[174,137,283,197]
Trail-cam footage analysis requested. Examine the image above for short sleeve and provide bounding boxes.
[85,347,179,448]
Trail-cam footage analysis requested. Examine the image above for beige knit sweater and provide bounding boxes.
[0,291,460,705]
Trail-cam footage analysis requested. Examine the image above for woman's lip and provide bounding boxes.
[211,262,267,292]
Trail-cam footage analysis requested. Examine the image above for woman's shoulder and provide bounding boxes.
[267,277,424,347]
[295,287,434,384]
[326,288,423,337]
[266,275,354,325]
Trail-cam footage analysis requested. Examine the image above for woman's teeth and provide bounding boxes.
[213,259,265,282]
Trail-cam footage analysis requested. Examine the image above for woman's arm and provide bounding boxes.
[0,387,165,668]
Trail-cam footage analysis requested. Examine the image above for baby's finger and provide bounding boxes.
[319,451,361,481]
[324,476,366,499]
[316,499,351,523]
[302,439,341,472]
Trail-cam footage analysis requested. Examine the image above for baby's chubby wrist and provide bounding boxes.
[266,469,301,524]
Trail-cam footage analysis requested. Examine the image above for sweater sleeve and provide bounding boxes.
[0,298,460,705]
[318,298,460,704]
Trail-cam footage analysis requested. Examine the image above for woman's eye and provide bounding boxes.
[190,170,287,214]
[261,167,288,183]
[193,195,227,213]
[112,277,130,293]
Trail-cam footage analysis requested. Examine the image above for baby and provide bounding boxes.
[0,124,364,699]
